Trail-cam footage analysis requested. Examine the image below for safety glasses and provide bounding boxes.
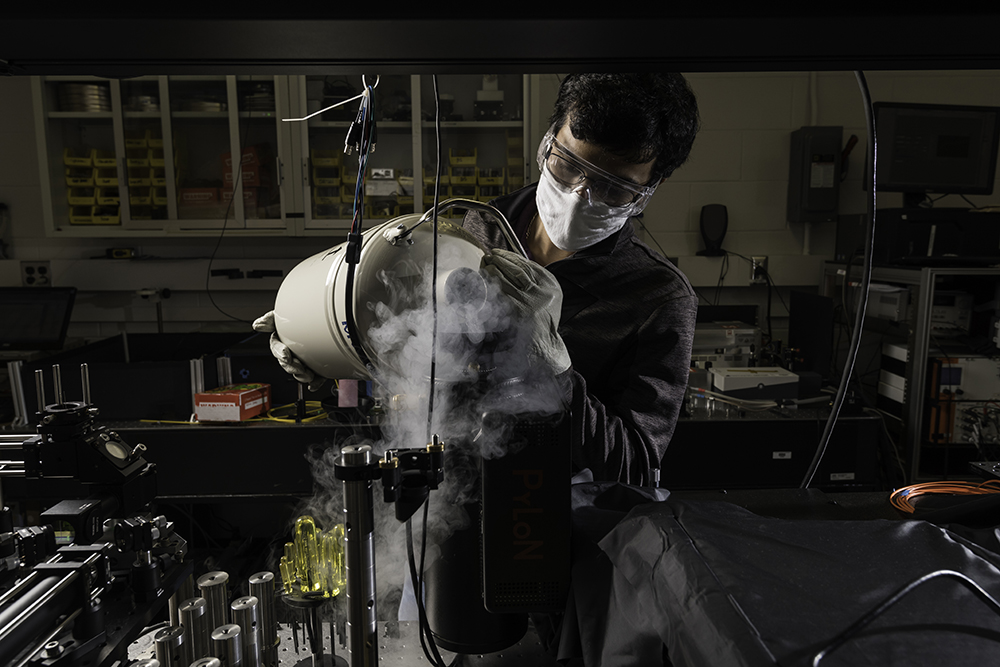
[536,129,658,213]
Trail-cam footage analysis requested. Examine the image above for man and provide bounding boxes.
[467,72,700,485]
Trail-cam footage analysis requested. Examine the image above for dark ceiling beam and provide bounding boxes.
[3,16,1000,76]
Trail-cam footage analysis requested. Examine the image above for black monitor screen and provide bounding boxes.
[874,102,1000,197]
[0,287,76,350]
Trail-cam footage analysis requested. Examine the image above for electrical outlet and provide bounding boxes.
[750,256,768,284]
[21,260,51,287]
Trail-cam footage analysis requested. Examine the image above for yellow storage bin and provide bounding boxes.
[311,149,342,167]
[66,167,95,187]
[67,187,96,206]
[95,167,119,187]
[370,201,396,218]
[449,166,477,185]
[449,148,477,166]
[147,128,164,149]
[63,147,92,167]
[314,187,341,205]
[91,205,120,225]
[91,149,117,168]
[96,187,120,205]
[313,202,351,220]
[127,167,150,187]
[125,129,147,149]
[477,168,505,186]
[126,148,149,168]
[478,185,504,201]
[152,187,169,206]
[69,206,94,224]
[508,165,525,190]
[149,147,165,167]
[150,166,167,187]
[449,184,478,199]
[130,186,152,206]
[313,167,342,187]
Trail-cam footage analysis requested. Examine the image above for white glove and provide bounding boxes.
[252,311,326,391]
[481,249,571,376]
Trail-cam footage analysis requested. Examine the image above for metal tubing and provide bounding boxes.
[52,365,64,405]
[7,361,28,426]
[197,571,230,634]
[154,626,187,667]
[169,574,195,628]
[248,572,276,667]
[34,369,45,413]
[179,597,212,661]
[80,363,91,405]
[231,596,261,667]
[211,624,243,667]
[0,572,78,667]
[341,444,377,667]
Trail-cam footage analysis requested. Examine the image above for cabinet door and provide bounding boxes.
[296,74,531,231]
[167,75,246,229]
[418,74,528,216]
[119,76,173,228]
[299,74,417,231]
[33,76,122,231]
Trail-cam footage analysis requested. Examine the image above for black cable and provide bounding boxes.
[812,569,1000,666]
[427,74,442,444]
[801,70,877,489]
[343,82,376,368]
[206,76,255,324]
[405,512,449,667]
[714,252,729,305]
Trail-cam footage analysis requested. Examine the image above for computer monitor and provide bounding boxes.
[0,287,76,351]
[873,102,1000,208]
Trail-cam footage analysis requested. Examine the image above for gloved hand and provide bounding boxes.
[252,311,326,391]
[481,249,572,375]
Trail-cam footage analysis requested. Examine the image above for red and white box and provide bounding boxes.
[195,383,271,422]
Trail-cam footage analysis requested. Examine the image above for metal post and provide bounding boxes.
[51,365,64,406]
[34,369,45,413]
[231,596,261,667]
[154,626,187,667]
[80,363,91,405]
[340,444,377,667]
[198,571,230,633]
[190,358,205,418]
[7,361,28,426]
[179,597,212,661]
[248,572,277,667]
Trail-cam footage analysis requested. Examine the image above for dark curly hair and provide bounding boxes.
[548,73,700,181]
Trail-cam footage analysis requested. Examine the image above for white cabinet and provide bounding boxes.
[32,74,531,237]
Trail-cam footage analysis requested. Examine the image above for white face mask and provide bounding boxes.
[535,170,631,252]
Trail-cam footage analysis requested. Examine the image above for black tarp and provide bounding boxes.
[585,497,1000,666]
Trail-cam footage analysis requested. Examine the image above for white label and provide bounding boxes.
[245,398,263,410]
[810,162,835,188]
[773,451,792,460]
[830,472,856,481]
